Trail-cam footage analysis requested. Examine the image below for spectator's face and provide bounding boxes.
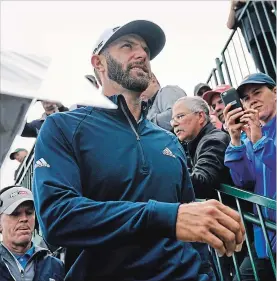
[140,74,160,101]
[0,202,35,249]
[210,94,225,123]
[41,101,57,112]
[171,102,203,142]
[14,151,28,163]
[241,84,276,123]
[104,34,152,92]
[197,87,211,97]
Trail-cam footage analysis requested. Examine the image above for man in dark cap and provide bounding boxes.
[194,83,212,97]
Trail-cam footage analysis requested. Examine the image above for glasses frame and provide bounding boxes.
[170,111,200,126]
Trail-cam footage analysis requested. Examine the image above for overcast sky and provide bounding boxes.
[0,1,234,188]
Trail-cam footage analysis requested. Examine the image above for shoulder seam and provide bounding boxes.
[71,107,94,143]
[50,117,72,150]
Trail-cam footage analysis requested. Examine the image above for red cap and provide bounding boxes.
[202,84,231,105]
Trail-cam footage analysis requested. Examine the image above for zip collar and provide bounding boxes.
[91,94,150,118]
[0,243,49,263]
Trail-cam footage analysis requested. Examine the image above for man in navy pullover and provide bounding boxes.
[33,20,245,281]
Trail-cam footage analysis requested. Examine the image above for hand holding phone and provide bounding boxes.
[220,88,243,124]
[222,88,245,145]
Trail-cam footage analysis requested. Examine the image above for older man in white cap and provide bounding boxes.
[0,185,64,281]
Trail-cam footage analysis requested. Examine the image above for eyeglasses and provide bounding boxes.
[170,112,197,125]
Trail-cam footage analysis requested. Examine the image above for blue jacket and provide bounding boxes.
[225,116,276,258]
[0,244,64,281]
[33,95,213,281]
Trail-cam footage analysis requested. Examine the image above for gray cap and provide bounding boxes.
[0,186,34,215]
[194,83,211,96]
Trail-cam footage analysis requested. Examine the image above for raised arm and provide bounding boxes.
[223,105,256,188]
[227,0,243,29]
[21,120,39,138]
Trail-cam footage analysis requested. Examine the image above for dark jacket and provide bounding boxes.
[182,122,233,199]
[33,95,212,281]
[0,244,65,281]
[21,105,69,138]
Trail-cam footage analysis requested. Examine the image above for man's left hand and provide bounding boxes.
[240,109,262,144]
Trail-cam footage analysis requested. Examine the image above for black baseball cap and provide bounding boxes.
[194,83,211,96]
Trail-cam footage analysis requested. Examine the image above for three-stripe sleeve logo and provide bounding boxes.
[34,158,50,169]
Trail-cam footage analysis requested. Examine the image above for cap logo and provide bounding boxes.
[18,191,28,195]
[10,191,18,198]
[10,190,28,198]
[112,26,120,32]
[93,26,121,54]
[93,41,104,54]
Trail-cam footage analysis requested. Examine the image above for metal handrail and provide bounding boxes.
[15,144,35,184]
[219,184,276,210]
[207,1,276,86]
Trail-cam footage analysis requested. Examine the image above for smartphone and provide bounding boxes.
[220,88,243,124]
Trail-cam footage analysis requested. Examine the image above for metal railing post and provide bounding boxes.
[212,68,219,86]
[253,2,276,74]
[262,1,277,45]
[246,9,269,75]
[236,198,259,281]
[215,58,225,84]
[255,205,276,277]
[221,52,233,86]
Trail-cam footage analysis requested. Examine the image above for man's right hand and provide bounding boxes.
[176,199,245,257]
[223,103,244,146]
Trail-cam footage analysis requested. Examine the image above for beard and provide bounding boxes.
[105,53,150,93]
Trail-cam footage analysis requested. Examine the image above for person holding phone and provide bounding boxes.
[223,73,276,281]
